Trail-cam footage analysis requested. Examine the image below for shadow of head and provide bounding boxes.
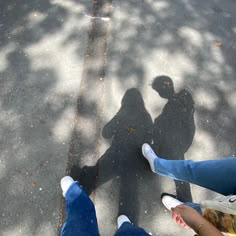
[102,87,152,145]
[121,88,144,109]
[152,75,175,99]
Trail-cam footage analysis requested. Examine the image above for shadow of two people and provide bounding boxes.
[73,76,195,223]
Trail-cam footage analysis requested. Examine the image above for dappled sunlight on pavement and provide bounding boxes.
[0,0,235,235]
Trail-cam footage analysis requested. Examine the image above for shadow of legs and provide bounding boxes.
[175,180,192,202]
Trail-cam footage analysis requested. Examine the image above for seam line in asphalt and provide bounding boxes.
[58,1,113,234]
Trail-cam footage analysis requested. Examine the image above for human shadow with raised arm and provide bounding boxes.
[152,75,195,202]
[79,88,154,223]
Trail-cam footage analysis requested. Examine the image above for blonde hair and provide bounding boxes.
[204,209,219,226]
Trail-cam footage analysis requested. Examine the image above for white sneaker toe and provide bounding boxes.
[117,215,131,229]
[61,176,75,197]
[161,194,183,211]
[142,143,156,172]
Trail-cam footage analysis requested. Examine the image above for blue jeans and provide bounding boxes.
[61,182,100,236]
[154,157,236,213]
[114,222,150,236]
[61,182,149,236]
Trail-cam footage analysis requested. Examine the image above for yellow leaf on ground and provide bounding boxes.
[127,127,135,134]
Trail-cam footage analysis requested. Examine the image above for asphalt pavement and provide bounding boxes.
[0,0,235,236]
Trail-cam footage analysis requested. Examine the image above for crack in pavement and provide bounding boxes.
[58,0,113,233]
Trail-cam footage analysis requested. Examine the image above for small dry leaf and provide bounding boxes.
[32,181,37,187]
[215,42,223,47]
[127,127,135,134]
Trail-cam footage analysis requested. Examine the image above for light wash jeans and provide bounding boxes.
[154,157,236,213]
[61,182,149,236]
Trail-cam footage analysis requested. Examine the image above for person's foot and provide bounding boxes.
[117,215,131,229]
[161,193,183,211]
[61,176,75,197]
[142,143,157,172]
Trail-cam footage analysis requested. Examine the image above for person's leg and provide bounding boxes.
[174,180,192,202]
[114,215,150,236]
[142,143,236,195]
[61,179,100,236]
[155,157,236,195]
[114,222,150,236]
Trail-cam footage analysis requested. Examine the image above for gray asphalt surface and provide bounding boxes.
[0,0,236,236]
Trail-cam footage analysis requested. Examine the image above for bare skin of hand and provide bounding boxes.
[171,204,203,229]
[171,205,224,236]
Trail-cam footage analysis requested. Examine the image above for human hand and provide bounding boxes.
[171,204,205,229]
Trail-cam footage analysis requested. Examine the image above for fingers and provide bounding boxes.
[171,207,190,229]
[172,204,186,211]
[171,205,183,215]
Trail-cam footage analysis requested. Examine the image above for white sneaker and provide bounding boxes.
[61,176,75,197]
[201,195,236,215]
[161,193,183,211]
[142,143,157,172]
[117,215,131,229]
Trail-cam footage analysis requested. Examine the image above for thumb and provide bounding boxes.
[171,207,182,220]
[171,206,182,214]
[171,208,190,229]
